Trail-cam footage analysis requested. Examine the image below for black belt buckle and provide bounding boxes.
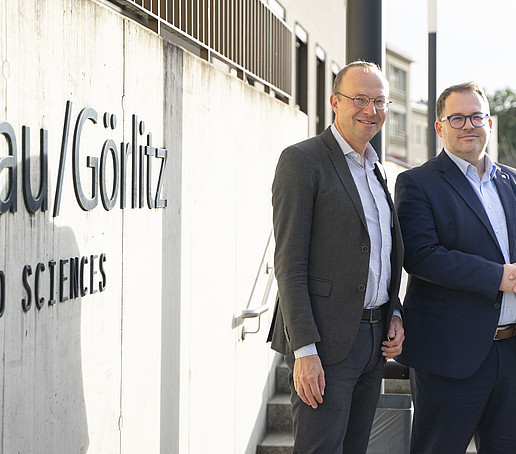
[369,308,380,323]
[363,307,383,323]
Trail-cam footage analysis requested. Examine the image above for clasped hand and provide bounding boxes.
[500,264,516,292]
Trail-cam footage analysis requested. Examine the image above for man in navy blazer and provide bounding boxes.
[395,82,516,453]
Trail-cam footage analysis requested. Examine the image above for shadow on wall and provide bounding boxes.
[0,161,89,451]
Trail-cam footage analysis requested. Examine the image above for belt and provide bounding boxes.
[362,306,386,323]
[494,324,516,341]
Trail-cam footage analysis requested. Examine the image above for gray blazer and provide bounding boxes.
[267,127,404,365]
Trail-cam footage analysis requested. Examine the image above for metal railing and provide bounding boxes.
[241,262,276,339]
[109,0,292,98]
[232,230,277,340]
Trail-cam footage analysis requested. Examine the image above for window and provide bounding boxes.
[268,0,285,20]
[295,24,308,114]
[388,65,406,92]
[390,112,406,136]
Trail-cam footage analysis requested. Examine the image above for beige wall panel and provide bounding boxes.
[232,93,306,454]
[120,19,165,454]
[0,2,6,448]
[159,40,183,454]
[1,0,126,452]
[0,0,5,114]
[181,51,307,453]
[54,4,125,452]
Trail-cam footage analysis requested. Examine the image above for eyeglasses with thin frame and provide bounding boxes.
[336,92,392,110]
[439,113,490,129]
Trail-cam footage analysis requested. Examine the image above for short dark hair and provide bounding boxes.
[436,82,490,119]
[332,61,389,95]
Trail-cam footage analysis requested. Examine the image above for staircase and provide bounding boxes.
[256,360,294,454]
[256,360,478,454]
[256,355,480,454]
[256,359,414,454]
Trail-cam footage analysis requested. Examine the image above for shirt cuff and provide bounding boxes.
[294,343,318,359]
[393,309,402,320]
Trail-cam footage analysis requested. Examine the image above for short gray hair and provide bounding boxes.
[332,61,389,94]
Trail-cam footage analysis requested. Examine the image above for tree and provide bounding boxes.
[488,88,516,167]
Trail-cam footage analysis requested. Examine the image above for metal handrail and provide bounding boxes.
[235,230,276,340]
[108,0,292,98]
[241,302,270,319]
[241,263,275,340]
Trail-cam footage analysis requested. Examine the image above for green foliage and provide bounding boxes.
[488,89,516,167]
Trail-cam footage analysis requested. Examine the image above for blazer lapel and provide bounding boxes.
[493,167,516,261]
[321,128,368,229]
[437,150,501,254]
[373,163,394,213]
[374,163,404,299]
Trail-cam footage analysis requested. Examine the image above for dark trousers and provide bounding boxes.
[410,336,516,454]
[285,320,385,454]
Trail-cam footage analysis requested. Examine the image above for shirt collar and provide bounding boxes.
[330,123,379,168]
[444,148,498,180]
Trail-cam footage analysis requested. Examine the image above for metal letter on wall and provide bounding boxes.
[72,107,99,211]
[100,139,120,210]
[0,122,18,214]
[22,126,49,213]
[21,265,33,312]
[35,262,46,310]
[53,101,73,217]
[0,270,5,317]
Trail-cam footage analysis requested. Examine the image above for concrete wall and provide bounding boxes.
[180,52,306,453]
[0,0,306,453]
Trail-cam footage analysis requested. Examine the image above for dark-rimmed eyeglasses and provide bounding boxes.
[439,113,489,129]
[336,92,391,110]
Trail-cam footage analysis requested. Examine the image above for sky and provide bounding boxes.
[383,0,515,101]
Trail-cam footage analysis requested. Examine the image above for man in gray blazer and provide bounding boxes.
[267,61,405,453]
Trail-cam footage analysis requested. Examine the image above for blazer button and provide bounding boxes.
[361,245,369,253]
[494,303,501,309]
[357,284,366,292]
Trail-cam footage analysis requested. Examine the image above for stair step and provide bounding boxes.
[276,362,290,394]
[384,378,411,394]
[257,432,294,454]
[267,394,292,432]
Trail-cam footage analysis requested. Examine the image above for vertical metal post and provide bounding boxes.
[346,0,383,160]
[428,0,437,159]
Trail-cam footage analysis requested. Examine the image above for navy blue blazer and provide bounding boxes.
[395,150,516,379]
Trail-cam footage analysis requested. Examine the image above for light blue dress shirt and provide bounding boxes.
[331,125,393,309]
[445,149,516,326]
[294,126,394,359]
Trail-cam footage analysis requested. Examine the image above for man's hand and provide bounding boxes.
[381,315,404,359]
[499,264,516,292]
[293,354,325,409]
